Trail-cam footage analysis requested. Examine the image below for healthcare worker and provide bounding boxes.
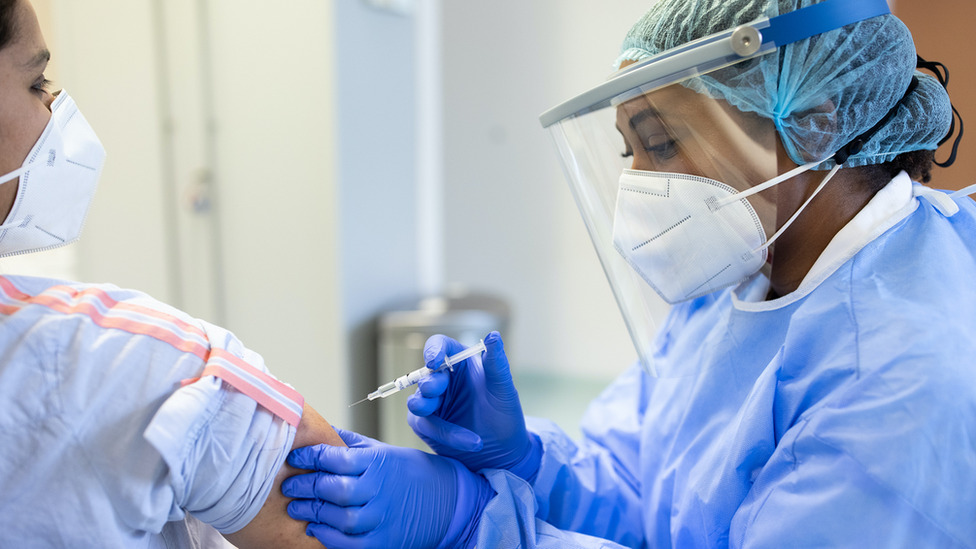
[0,1,366,547]
[285,0,976,547]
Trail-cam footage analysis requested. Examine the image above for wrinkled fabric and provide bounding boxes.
[478,174,976,547]
[478,468,632,549]
[0,277,297,547]
[616,0,952,169]
[145,373,293,534]
[159,514,237,549]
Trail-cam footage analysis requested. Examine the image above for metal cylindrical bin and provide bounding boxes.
[377,292,509,450]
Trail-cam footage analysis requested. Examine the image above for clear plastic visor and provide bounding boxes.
[547,62,786,377]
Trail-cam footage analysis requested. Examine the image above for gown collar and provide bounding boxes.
[733,170,916,311]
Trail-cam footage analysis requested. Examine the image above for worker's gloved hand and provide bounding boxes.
[283,428,492,549]
[407,331,542,481]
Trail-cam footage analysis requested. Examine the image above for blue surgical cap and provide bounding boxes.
[616,0,953,169]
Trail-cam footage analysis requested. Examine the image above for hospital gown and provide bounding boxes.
[0,277,304,547]
[477,172,976,548]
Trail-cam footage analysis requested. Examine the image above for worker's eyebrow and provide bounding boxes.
[616,105,663,135]
[22,49,51,70]
[626,107,660,129]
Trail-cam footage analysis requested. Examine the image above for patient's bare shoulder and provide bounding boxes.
[223,404,345,548]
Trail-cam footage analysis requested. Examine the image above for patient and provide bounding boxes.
[0,0,343,546]
[0,274,347,548]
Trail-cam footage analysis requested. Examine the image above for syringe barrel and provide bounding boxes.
[394,366,433,390]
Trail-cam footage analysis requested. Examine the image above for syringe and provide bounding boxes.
[349,340,487,407]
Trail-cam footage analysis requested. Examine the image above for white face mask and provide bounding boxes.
[612,162,839,304]
[0,92,105,258]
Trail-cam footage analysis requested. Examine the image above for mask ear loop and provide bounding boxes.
[0,160,45,227]
[0,165,30,187]
[711,160,823,210]
[0,152,48,186]
[751,163,842,253]
[709,160,839,254]
[708,159,838,254]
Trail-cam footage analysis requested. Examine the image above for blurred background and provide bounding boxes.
[10,0,972,444]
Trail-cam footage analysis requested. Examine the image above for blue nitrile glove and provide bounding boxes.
[407,331,542,481]
[282,428,493,549]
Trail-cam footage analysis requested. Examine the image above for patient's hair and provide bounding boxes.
[0,0,17,51]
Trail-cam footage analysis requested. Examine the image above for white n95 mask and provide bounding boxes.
[612,161,838,304]
[611,170,767,304]
[0,91,105,258]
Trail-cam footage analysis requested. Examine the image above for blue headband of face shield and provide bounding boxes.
[540,0,891,130]
[543,0,954,172]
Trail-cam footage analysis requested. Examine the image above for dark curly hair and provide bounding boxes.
[888,150,937,183]
[0,0,18,52]
[859,150,937,194]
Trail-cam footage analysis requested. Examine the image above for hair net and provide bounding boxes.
[615,0,953,169]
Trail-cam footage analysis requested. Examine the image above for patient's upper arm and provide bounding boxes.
[222,403,346,548]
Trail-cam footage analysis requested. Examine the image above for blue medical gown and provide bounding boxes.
[477,185,976,548]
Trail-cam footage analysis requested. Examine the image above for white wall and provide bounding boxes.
[440,0,654,379]
[202,0,345,422]
[50,1,173,300]
[43,0,348,424]
[332,0,421,435]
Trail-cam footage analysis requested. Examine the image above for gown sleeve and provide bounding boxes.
[731,416,974,549]
[729,351,976,549]
[476,363,652,548]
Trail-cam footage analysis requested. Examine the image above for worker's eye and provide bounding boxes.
[645,138,678,161]
[31,76,53,96]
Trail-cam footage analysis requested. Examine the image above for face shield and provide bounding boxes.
[540,0,892,376]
